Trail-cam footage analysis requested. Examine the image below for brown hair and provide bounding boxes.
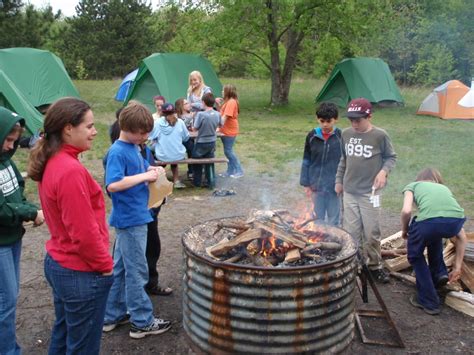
[415,168,444,184]
[222,84,240,113]
[175,98,187,117]
[202,92,215,108]
[119,101,154,133]
[9,122,25,136]
[28,97,91,181]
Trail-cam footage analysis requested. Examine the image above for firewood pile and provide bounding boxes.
[382,231,474,317]
[205,209,346,267]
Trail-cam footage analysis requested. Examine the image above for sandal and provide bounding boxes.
[146,285,173,296]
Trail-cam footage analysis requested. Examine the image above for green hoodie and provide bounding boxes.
[0,107,38,246]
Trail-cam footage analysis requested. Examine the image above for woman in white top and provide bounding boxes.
[187,71,212,112]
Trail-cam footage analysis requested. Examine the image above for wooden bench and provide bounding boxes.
[155,158,228,189]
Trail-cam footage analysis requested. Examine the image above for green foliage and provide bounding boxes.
[75,59,88,80]
[408,44,458,86]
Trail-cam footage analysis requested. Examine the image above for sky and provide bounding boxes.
[26,0,164,17]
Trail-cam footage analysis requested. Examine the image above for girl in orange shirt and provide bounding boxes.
[219,84,243,178]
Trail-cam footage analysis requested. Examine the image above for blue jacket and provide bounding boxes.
[300,127,342,193]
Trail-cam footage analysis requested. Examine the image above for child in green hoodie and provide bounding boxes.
[0,107,44,354]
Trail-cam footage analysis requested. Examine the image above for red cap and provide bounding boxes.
[346,98,372,118]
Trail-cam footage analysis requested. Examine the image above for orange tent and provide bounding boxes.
[416,80,474,120]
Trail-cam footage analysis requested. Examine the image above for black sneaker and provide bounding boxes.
[370,268,390,284]
[435,275,449,289]
[103,314,130,332]
[409,295,440,315]
[129,317,171,339]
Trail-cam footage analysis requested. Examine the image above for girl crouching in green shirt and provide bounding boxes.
[401,168,467,315]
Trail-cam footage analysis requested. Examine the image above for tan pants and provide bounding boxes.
[342,191,383,270]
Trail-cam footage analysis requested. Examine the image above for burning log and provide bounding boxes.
[302,242,342,254]
[213,221,250,236]
[209,229,264,257]
[251,221,307,249]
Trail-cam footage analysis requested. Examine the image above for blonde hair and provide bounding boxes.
[415,168,444,184]
[187,70,206,96]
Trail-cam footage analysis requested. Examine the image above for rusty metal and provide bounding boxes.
[355,264,405,348]
[182,218,358,354]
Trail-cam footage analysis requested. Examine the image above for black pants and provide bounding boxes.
[145,207,161,289]
[192,141,215,186]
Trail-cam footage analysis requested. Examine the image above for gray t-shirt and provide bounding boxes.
[335,126,397,194]
[193,109,222,143]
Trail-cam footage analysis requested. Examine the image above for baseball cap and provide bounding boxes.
[161,103,175,114]
[346,98,372,119]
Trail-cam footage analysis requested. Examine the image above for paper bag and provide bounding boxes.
[148,173,173,208]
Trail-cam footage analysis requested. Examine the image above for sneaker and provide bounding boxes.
[409,295,440,315]
[435,275,449,289]
[218,172,231,178]
[174,180,186,189]
[129,317,172,339]
[370,268,390,284]
[230,172,244,179]
[103,314,130,332]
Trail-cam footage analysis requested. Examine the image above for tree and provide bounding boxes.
[59,0,153,78]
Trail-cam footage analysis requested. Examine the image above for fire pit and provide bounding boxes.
[182,210,358,354]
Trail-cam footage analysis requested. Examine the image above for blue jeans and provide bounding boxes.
[44,253,113,355]
[104,225,154,328]
[192,142,215,186]
[221,136,243,175]
[407,217,465,310]
[0,240,22,355]
[312,190,340,226]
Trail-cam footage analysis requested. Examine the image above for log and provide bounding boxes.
[461,260,474,292]
[284,249,301,263]
[390,271,416,285]
[381,248,407,258]
[381,231,405,250]
[206,237,229,260]
[301,242,342,254]
[445,291,474,317]
[252,221,307,249]
[247,252,274,267]
[217,221,250,230]
[209,229,263,257]
[384,255,410,272]
[246,239,261,256]
[223,254,243,264]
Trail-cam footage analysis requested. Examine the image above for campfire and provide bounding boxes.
[202,209,348,267]
[182,210,358,354]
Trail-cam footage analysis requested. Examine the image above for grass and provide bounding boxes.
[13,78,474,219]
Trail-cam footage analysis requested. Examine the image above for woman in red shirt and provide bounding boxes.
[219,84,244,178]
[28,97,113,354]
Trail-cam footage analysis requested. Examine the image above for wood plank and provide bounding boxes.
[461,260,474,292]
[445,291,474,317]
[381,231,404,250]
[284,248,301,263]
[384,255,410,272]
[155,158,228,165]
[390,271,416,285]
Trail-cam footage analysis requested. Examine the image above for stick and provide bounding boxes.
[390,271,416,285]
[302,242,342,254]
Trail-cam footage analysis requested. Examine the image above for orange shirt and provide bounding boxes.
[220,98,239,136]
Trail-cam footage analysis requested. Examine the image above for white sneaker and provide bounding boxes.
[129,317,172,339]
[103,314,130,332]
[174,180,186,189]
[230,172,244,179]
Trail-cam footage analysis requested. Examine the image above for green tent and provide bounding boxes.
[0,48,79,108]
[316,57,403,107]
[125,53,222,111]
[0,71,44,134]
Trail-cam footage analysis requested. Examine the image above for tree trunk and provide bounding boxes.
[266,0,304,106]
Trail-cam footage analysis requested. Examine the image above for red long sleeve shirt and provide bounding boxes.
[39,144,113,273]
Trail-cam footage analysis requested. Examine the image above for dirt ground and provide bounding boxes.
[16,165,473,355]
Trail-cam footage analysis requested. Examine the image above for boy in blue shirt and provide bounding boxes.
[300,102,342,226]
[192,93,222,187]
[103,101,171,339]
